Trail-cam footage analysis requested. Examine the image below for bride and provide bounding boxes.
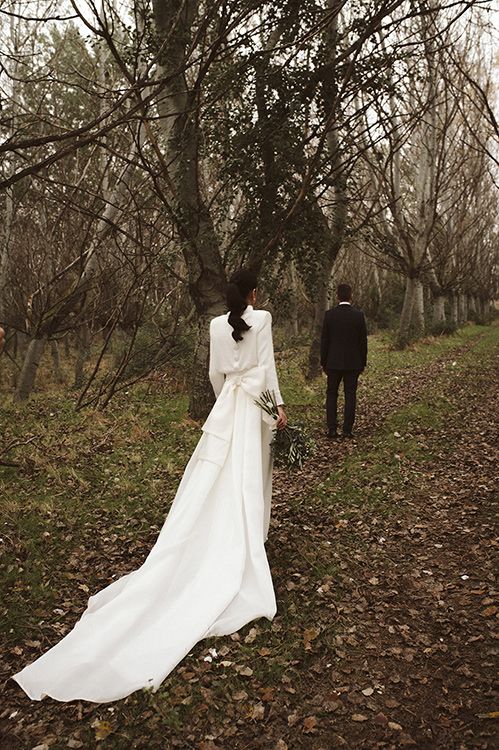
[13,268,287,703]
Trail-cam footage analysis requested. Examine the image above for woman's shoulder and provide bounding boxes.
[250,308,272,330]
[210,313,229,329]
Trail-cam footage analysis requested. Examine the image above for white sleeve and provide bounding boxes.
[257,312,283,405]
[208,321,224,398]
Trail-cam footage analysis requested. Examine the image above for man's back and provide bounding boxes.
[321,304,368,372]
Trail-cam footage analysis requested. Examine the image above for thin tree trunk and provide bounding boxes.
[290,262,299,336]
[397,276,416,348]
[449,294,459,328]
[190,311,217,420]
[50,340,64,383]
[458,292,467,325]
[74,324,91,389]
[413,278,425,337]
[432,294,446,330]
[307,276,329,380]
[14,338,46,401]
[9,331,19,388]
[373,265,383,311]
[476,297,484,322]
[0,186,13,325]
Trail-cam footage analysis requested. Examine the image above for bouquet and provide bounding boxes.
[255,390,315,469]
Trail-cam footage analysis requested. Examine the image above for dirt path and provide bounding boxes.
[265,335,498,750]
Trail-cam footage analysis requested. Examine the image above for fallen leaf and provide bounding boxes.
[91,719,113,741]
[260,687,275,702]
[385,698,400,708]
[244,627,258,644]
[237,666,253,677]
[352,714,369,722]
[303,627,320,650]
[249,702,265,720]
[482,606,497,617]
[232,690,248,701]
[303,716,318,733]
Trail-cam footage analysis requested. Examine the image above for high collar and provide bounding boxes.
[227,305,253,318]
[338,301,351,305]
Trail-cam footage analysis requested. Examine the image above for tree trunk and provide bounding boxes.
[189,311,217,420]
[413,278,425,337]
[290,262,299,336]
[476,297,484,322]
[373,265,383,312]
[14,338,46,401]
[0,186,13,326]
[74,324,91,389]
[307,276,329,380]
[458,292,467,325]
[467,295,476,316]
[397,276,417,348]
[449,294,458,328]
[432,294,446,330]
[8,331,18,388]
[50,340,64,383]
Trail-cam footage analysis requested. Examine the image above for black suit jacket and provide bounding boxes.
[320,304,368,371]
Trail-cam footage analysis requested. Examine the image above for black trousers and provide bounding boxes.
[326,369,361,434]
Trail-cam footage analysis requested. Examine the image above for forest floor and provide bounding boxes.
[0,323,497,750]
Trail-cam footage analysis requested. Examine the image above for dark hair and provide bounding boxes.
[337,283,352,302]
[227,268,258,341]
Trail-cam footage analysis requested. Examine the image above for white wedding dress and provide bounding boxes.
[13,306,282,703]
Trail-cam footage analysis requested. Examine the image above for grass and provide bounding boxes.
[312,394,453,519]
[0,322,498,748]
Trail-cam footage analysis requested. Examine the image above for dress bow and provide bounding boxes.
[199,366,274,466]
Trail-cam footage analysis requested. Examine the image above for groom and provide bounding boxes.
[320,283,368,439]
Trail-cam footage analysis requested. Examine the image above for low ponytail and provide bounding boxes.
[226,269,258,342]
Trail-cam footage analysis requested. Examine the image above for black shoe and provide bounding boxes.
[327,430,339,439]
[342,432,354,439]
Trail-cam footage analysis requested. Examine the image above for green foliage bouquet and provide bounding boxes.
[255,390,315,469]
